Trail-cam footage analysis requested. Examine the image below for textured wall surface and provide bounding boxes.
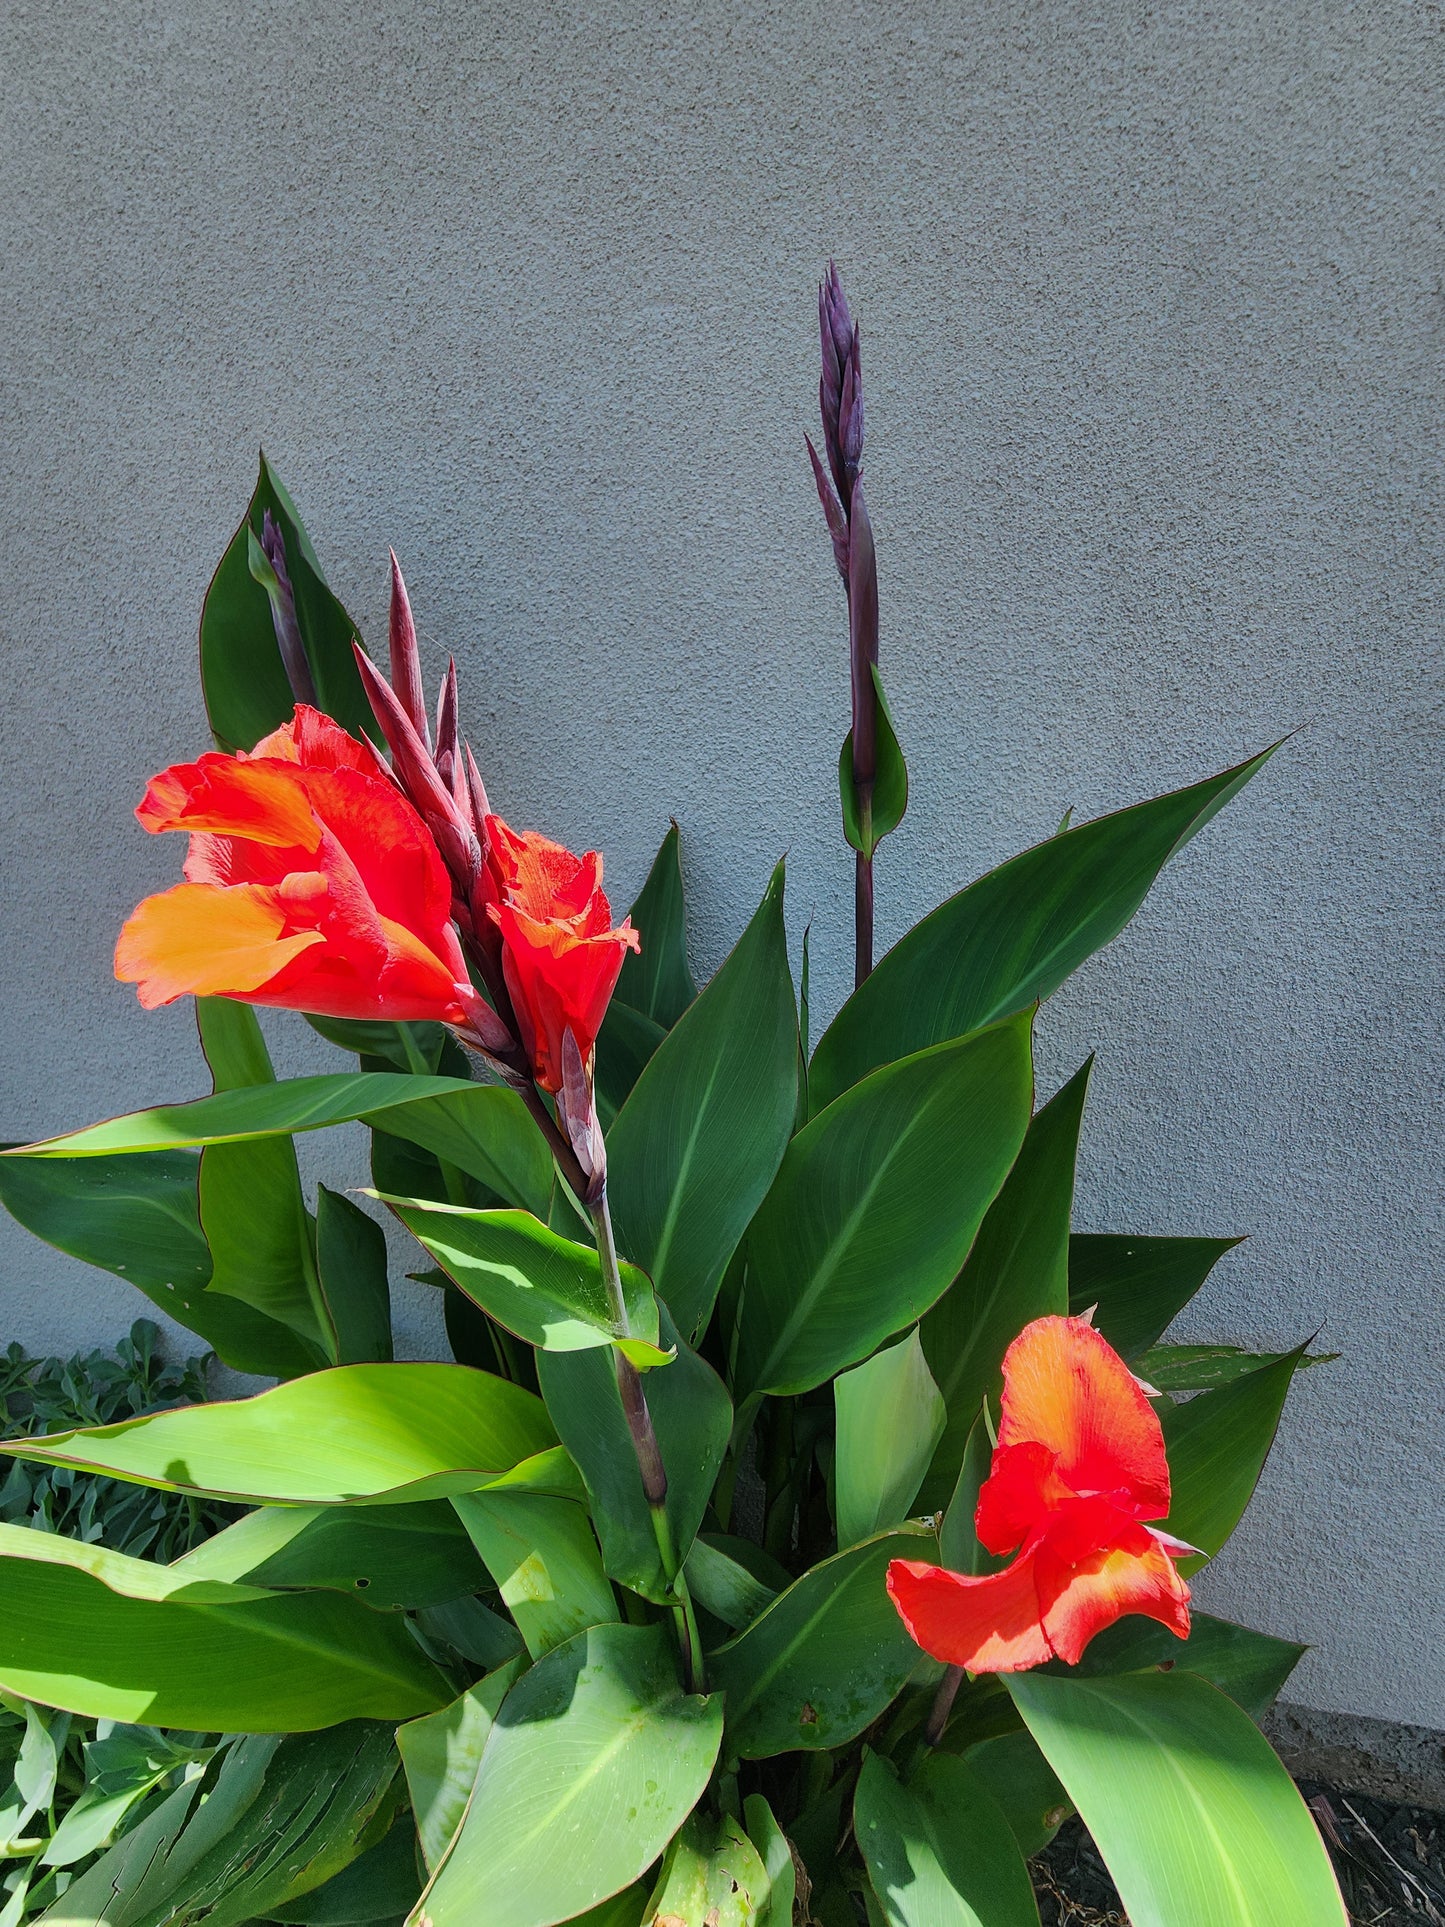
[1,0,1440,1727]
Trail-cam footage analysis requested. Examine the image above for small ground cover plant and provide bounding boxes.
[0,270,1347,1927]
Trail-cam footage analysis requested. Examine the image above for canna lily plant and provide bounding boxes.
[0,271,1347,1927]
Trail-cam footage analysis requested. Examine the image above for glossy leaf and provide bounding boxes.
[173,1499,486,1609]
[1065,1611,1306,1720]
[452,1489,616,1658]
[412,1623,722,1927]
[385,1202,658,1354]
[316,1186,393,1365]
[1068,1233,1243,1360]
[1136,1343,1334,1392]
[743,1794,795,1927]
[0,1523,446,1728]
[0,1364,556,1505]
[306,1016,449,1073]
[607,865,798,1342]
[683,1539,780,1632]
[708,1527,934,1759]
[615,823,697,1027]
[1009,1669,1347,1926]
[855,1750,1039,1927]
[372,1087,552,1219]
[959,1733,1070,1858]
[538,1309,731,1600]
[735,1015,1034,1399]
[200,453,372,753]
[0,1149,317,1378]
[839,665,908,858]
[1163,1348,1305,1570]
[270,1819,422,1924]
[645,1813,771,1927]
[811,748,1275,1110]
[920,1060,1089,1509]
[397,1659,525,1870]
[834,1330,945,1548]
[937,1412,996,1577]
[594,1003,668,1128]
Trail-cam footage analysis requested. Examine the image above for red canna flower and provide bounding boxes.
[483,816,639,1093]
[887,1314,1193,1674]
[115,706,500,1039]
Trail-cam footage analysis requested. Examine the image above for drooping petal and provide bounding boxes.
[886,1556,1053,1675]
[1033,1497,1192,1665]
[997,1314,1171,1520]
[974,1440,1073,1557]
[137,756,321,852]
[115,883,323,1009]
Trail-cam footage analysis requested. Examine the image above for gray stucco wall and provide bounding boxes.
[1,0,1440,1730]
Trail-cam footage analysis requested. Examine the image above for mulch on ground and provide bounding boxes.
[1032,1786,1445,1925]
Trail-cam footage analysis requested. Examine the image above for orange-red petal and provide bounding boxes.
[974,1440,1074,1556]
[485,816,604,922]
[886,1555,1054,1674]
[137,755,323,852]
[115,883,323,1009]
[997,1314,1170,1521]
[248,705,385,775]
[1034,1499,1192,1664]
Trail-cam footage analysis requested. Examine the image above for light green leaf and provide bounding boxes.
[537,1309,731,1600]
[452,1490,616,1659]
[811,748,1275,1111]
[1008,1669,1347,1926]
[855,1750,1039,1927]
[708,1527,934,1759]
[607,865,798,1343]
[1063,1611,1306,1720]
[839,665,908,859]
[735,1016,1034,1400]
[384,1202,658,1354]
[615,823,698,1028]
[743,1794,795,1927]
[372,1087,553,1219]
[172,1498,486,1609]
[683,1539,778,1633]
[0,1523,446,1728]
[397,1659,525,1870]
[0,1364,556,1505]
[644,1813,771,1927]
[1068,1234,1243,1359]
[1163,1349,1305,1570]
[919,1059,1089,1510]
[834,1330,945,1548]
[42,1726,213,1869]
[412,1623,722,1927]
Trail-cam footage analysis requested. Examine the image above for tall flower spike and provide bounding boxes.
[387,551,431,752]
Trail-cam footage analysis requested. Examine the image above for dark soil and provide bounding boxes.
[1032,1785,1445,1925]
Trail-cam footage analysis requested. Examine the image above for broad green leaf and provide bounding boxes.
[645,1813,770,1927]
[919,1060,1089,1510]
[839,666,908,858]
[173,1498,486,1609]
[959,1733,1070,1858]
[615,823,698,1027]
[397,1659,525,1870]
[452,1489,616,1658]
[0,1364,555,1505]
[306,1016,448,1073]
[1136,1343,1335,1392]
[1065,1611,1306,1720]
[316,1187,393,1364]
[373,1088,552,1219]
[1163,1349,1304,1570]
[270,1819,422,1924]
[0,1523,446,1728]
[1008,1669,1347,1926]
[42,1722,402,1927]
[683,1539,780,1632]
[1068,1233,1243,1359]
[735,1016,1034,1400]
[743,1795,795,1927]
[412,1623,722,1927]
[834,1330,945,1548]
[811,748,1275,1110]
[595,1003,668,1129]
[14,1073,479,1157]
[938,1412,995,1577]
[200,453,373,753]
[855,1751,1039,1927]
[538,1309,730,1600]
[414,1596,524,1672]
[385,1202,659,1354]
[0,1149,318,1379]
[708,1527,934,1759]
[607,865,798,1342]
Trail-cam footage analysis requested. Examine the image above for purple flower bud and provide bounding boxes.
[806,435,850,583]
[388,553,431,753]
[257,512,317,707]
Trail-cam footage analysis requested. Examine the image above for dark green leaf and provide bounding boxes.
[413,1623,722,1927]
[855,1750,1039,1927]
[452,1489,617,1658]
[1163,1349,1305,1570]
[607,865,798,1343]
[743,1794,795,1927]
[960,1733,1070,1858]
[397,1660,525,1871]
[839,666,908,858]
[834,1330,945,1548]
[594,1003,668,1129]
[920,1060,1089,1509]
[1068,1234,1243,1359]
[538,1308,731,1600]
[615,823,697,1028]
[735,1015,1034,1400]
[938,1412,996,1578]
[684,1539,778,1632]
[316,1187,393,1365]
[1136,1343,1335,1392]
[1064,1611,1306,1720]
[270,1819,422,1924]
[1008,1670,1347,1926]
[708,1527,934,1759]
[811,748,1275,1111]
[306,1017,449,1073]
